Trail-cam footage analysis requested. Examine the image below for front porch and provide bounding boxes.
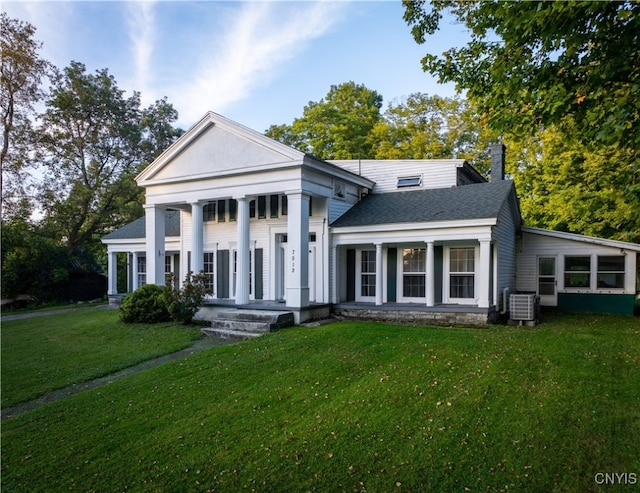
[333,302,498,326]
[195,299,332,325]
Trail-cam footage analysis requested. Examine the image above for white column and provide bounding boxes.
[191,202,204,274]
[236,197,250,305]
[478,239,491,308]
[331,244,338,304]
[132,252,140,291]
[286,192,310,308]
[375,243,383,306]
[107,251,118,295]
[145,204,165,286]
[426,241,435,307]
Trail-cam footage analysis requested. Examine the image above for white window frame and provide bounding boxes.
[597,255,625,290]
[398,247,427,303]
[203,251,215,294]
[356,249,377,302]
[444,246,478,304]
[137,255,147,287]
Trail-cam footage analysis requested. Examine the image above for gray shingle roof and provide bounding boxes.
[102,210,180,240]
[331,180,516,227]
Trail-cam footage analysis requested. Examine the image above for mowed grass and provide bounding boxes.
[1,308,201,408]
[2,312,639,492]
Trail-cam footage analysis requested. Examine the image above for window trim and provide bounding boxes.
[398,247,426,303]
[563,255,591,290]
[356,249,377,301]
[597,255,625,290]
[397,175,422,188]
[443,246,477,304]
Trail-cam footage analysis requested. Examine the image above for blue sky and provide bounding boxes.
[5,1,470,133]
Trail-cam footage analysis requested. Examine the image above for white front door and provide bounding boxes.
[537,256,557,306]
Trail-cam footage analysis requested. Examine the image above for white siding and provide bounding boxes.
[329,159,466,193]
[517,230,638,297]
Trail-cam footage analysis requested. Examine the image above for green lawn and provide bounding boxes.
[2,312,639,492]
[1,308,201,408]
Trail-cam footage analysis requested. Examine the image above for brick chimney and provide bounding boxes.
[491,143,506,182]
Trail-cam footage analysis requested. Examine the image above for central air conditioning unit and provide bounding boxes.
[509,293,539,326]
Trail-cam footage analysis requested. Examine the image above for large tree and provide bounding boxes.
[370,93,498,174]
[404,1,640,241]
[36,62,180,253]
[403,1,640,149]
[266,81,383,160]
[0,12,51,219]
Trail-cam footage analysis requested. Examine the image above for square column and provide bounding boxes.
[144,204,166,286]
[286,192,310,308]
[191,202,204,274]
[478,239,491,308]
[426,241,435,307]
[235,197,250,305]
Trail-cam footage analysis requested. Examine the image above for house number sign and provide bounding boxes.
[291,249,296,273]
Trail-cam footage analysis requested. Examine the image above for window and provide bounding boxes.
[137,256,147,287]
[402,248,425,298]
[203,202,215,222]
[249,199,256,218]
[597,255,625,289]
[449,247,475,299]
[165,255,172,284]
[282,194,288,216]
[361,250,376,297]
[217,200,226,222]
[258,195,266,219]
[538,257,556,295]
[564,256,590,288]
[229,199,237,221]
[203,252,215,292]
[397,176,422,188]
[270,195,279,218]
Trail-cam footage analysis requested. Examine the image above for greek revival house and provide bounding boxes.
[102,112,640,324]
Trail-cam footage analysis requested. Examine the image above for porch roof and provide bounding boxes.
[331,180,517,228]
[102,210,180,241]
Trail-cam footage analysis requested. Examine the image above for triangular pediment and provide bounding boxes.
[137,112,305,185]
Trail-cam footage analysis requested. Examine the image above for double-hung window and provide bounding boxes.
[137,256,147,287]
[402,248,426,299]
[597,256,625,289]
[203,252,215,293]
[564,256,590,288]
[360,250,376,298]
[449,247,475,300]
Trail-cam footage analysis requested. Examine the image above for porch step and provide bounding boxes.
[201,309,295,340]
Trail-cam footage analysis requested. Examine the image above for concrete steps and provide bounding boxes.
[201,309,295,340]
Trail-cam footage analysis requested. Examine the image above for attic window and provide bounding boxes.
[397,176,422,188]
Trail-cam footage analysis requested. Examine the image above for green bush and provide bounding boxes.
[164,272,212,324]
[119,284,170,323]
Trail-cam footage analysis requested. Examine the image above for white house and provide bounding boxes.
[102,112,640,323]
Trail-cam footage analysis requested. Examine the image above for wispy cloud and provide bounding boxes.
[125,1,156,103]
[169,1,352,126]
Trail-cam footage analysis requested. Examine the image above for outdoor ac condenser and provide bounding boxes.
[509,293,538,326]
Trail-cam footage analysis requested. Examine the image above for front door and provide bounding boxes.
[537,257,557,306]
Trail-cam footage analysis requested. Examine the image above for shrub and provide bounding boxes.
[164,272,212,324]
[120,284,170,323]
